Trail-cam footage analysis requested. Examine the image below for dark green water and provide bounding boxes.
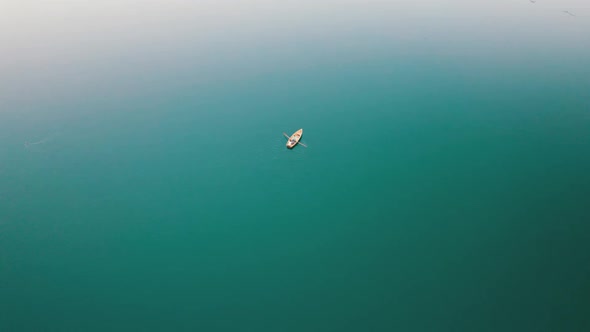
[2,2,590,331]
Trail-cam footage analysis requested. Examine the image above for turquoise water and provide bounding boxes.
[2,2,590,331]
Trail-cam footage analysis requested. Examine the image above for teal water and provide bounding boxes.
[2,2,590,331]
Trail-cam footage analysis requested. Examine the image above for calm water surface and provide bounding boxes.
[1,1,590,331]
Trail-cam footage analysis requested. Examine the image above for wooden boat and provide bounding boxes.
[283,129,307,149]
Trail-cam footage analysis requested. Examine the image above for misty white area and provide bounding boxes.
[1,0,588,114]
